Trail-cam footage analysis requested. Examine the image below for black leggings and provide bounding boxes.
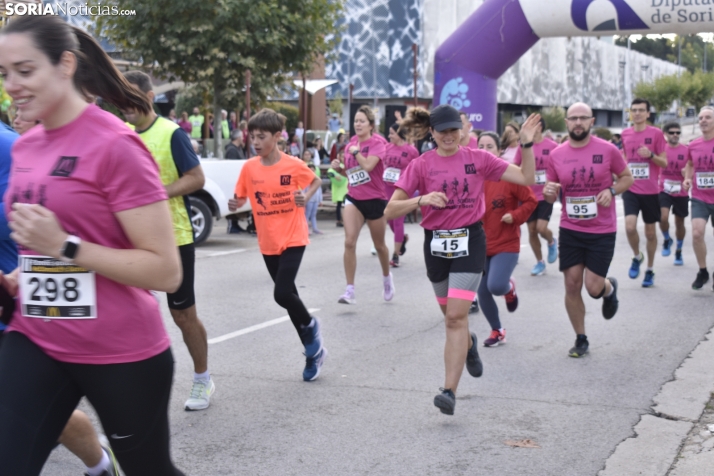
[0,332,184,476]
[336,201,343,222]
[262,246,312,331]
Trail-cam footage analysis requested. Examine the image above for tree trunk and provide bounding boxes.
[213,80,224,158]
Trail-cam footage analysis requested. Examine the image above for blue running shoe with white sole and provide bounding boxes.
[303,347,327,381]
[547,238,558,264]
[531,261,546,276]
[662,237,673,257]
[628,253,644,279]
[299,317,323,358]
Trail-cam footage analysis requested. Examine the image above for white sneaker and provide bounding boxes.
[383,273,395,301]
[185,377,215,411]
[338,286,356,304]
[371,245,377,256]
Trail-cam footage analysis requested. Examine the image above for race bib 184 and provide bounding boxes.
[696,172,714,189]
[566,196,598,220]
[19,256,97,319]
[430,229,469,258]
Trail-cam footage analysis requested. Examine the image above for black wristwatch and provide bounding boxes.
[609,187,617,197]
[521,142,534,149]
[60,235,81,263]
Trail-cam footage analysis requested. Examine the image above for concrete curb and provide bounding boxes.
[599,330,714,476]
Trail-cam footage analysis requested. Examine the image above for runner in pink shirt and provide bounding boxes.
[385,104,540,416]
[683,107,714,289]
[0,15,184,475]
[543,102,633,359]
[330,106,393,304]
[658,122,689,266]
[515,118,560,276]
[621,98,667,287]
[384,123,419,268]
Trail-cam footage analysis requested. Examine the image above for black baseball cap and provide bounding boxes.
[430,105,463,132]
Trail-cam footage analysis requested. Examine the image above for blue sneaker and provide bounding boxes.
[674,249,683,266]
[531,261,546,276]
[642,270,655,288]
[662,238,673,257]
[628,253,644,279]
[303,347,327,381]
[547,238,558,264]
[299,317,323,358]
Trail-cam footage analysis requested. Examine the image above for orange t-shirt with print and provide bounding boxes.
[235,153,317,255]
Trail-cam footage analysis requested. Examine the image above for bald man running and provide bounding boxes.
[543,103,634,357]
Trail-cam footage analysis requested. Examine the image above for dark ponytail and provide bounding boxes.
[2,15,151,114]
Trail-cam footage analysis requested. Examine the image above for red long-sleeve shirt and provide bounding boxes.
[483,180,537,256]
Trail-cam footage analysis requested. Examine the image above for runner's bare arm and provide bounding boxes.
[542,182,560,204]
[683,160,693,191]
[330,160,348,177]
[612,167,634,195]
[165,164,205,198]
[9,201,181,293]
[228,196,248,211]
[651,151,667,168]
[384,188,447,220]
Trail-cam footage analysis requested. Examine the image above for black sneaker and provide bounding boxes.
[568,335,589,358]
[692,269,709,290]
[465,332,483,377]
[469,299,479,314]
[399,234,409,256]
[433,388,456,415]
[602,277,618,320]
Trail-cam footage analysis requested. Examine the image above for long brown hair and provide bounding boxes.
[2,15,151,114]
[398,107,431,142]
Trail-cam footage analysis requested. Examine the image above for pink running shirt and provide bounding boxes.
[344,135,387,201]
[383,143,419,199]
[395,146,509,230]
[659,144,689,198]
[547,136,627,234]
[621,125,666,195]
[687,137,714,204]
[466,136,479,150]
[5,105,171,364]
[515,137,559,201]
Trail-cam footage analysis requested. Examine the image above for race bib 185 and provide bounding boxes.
[629,163,650,180]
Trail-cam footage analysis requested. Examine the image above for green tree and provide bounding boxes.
[681,70,714,131]
[94,0,342,157]
[633,73,681,116]
[540,106,566,132]
[616,35,714,74]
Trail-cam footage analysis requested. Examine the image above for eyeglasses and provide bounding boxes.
[565,116,592,122]
[667,131,681,135]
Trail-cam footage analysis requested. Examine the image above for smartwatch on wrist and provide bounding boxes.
[521,141,534,149]
[609,187,617,197]
[60,235,81,263]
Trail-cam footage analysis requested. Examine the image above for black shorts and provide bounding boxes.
[558,227,617,278]
[622,191,661,223]
[344,194,387,221]
[167,244,195,310]
[527,200,554,223]
[659,192,689,218]
[423,222,486,283]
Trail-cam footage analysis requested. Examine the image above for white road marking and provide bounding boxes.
[199,249,247,258]
[208,308,320,344]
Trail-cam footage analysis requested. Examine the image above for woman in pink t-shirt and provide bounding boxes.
[330,105,393,305]
[384,123,419,268]
[385,105,540,416]
[0,16,184,475]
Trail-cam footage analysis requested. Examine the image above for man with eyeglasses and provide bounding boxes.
[621,98,667,287]
[659,122,689,266]
[683,106,714,290]
[543,103,633,358]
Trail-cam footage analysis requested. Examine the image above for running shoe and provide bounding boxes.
[390,255,400,268]
[483,329,506,347]
[299,317,323,358]
[602,277,619,320]
[662,237,673,257]
[547,238,558,264]
[336,221,344,227]
[303,347,327,381]
[674,249,683,266]
[383,273,395,301]
[370,245,377,256]
[642,270,655,288]
[628,253,644,279]
[399,234,409,256]
[568,335,589,358]
[185,377,216,411]
[531,261,546,276]
[338,286,356,304]
[504,278,518,312]
[433,388,456,415]
[692,269,710,290]
[93,434,119,476]
[469,299,480,314]
[465,332,483,377]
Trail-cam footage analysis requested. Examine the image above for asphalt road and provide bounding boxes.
[42,202,714,475]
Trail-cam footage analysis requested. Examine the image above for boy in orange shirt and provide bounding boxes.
[229,109,326,380]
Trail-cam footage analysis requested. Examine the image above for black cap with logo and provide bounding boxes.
[430,105,463,132]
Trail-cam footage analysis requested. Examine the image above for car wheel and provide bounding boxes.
[189,196,213,245]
